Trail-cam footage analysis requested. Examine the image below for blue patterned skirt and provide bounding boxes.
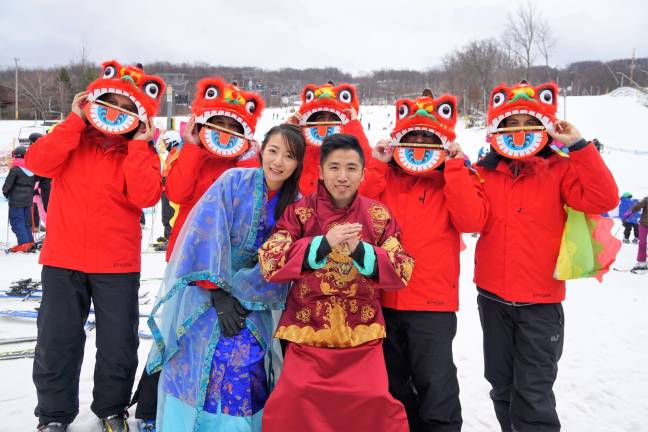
[157,309,268,432]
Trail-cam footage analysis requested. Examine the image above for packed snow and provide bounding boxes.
[0,96,647,431]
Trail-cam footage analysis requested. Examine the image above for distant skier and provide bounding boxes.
[28,133,51,230]
[629,196,648,271]
[619,192,639,243]
[159,130,183,244]
[2,145,35,252]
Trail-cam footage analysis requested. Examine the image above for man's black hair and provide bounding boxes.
[320,134,365,167]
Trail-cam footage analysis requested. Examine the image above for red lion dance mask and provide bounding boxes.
[486,81,559,159]
[298,82,360,147]
[192,78,265,158]
[390,93,457,174]
[84,60,165,135]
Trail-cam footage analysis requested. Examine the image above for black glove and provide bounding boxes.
[210,289,250,337]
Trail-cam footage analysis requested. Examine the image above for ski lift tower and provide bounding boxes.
[157,73,188,129]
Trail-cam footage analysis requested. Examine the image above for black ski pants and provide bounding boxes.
[623,222,639,240]
[477,291,564,432]
[161,191,174,240]
[131,368,160,420]
[383,307,462,432]
[33,265,140,425]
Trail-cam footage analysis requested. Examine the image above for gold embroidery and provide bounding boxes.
[275,322,385,348]
[295,207,315,224]
[318,244,356,278]
[381,234,415,285]
[314,245,359,295]
[360,304,376,322]
[382,235,400,251]
[259,229,293,278]
[368,203,390,238]
[315,300,322,317]
[348,299,358,313]
[320,281,339,295]
[296,307,312,323]
[277,296,385,347]
[329,242,352,259]
[299,281,310,299]
[342,283,358,297]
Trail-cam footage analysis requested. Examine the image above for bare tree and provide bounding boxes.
[20,70,55,119]
[1,51,646,112]
[444,39,520,113]
[536,19,557,80]
[503,0,539,80]
[56,67,72,118]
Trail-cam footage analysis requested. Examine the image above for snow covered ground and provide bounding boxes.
[0,97,647,431]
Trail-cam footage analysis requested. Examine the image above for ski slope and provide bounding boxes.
[0,94,647,431]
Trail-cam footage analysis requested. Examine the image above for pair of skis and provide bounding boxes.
[0,277,160,302]
[0,291,42,300]
[0,336,38,359]
[613,267,648,275]
[0,309,151,319]
[0,278,42,299]
[0,278,160,360]
[0,317,98,361]
[0,323,153,362]
[0,348,36,360]
[0,290,152,304]
[0,322,99,361]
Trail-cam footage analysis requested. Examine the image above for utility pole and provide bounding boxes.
[166,85,173,130]
[14,57,19,120]
[630,48,636,83]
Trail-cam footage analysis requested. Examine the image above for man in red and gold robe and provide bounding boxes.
[259,134,414,432]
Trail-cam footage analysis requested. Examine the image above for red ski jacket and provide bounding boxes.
[299,119,371,195]
[164,143,258,260]
[25,113,162,273]
[474,142,618,303]
[361,158,488,311]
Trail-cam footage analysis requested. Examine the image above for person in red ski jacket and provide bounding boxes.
[164,78,264,261]
[287,81,371,195]
[131,78,267,429]
[360,90,488,431]
[474,80,618,432]
[25,60,164,432]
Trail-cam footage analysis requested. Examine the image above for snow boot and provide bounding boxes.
[37,423,68,431]
[152,239,168,252]
[100,412,129,432]
[631,261,648,271]
[8,242,34,253]
[138,420,156,432]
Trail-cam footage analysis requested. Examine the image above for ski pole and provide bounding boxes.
[613,223,623,237]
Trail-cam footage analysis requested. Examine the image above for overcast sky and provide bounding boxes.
[1,0,647,74]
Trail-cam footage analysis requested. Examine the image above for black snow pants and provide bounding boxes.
[383,307,463,432]
[33,265,140,425]
[477,289,564,432]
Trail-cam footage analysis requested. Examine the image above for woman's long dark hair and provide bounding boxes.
[259,124,306,219]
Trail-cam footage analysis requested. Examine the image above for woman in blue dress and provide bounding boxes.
[146,123,306,431]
